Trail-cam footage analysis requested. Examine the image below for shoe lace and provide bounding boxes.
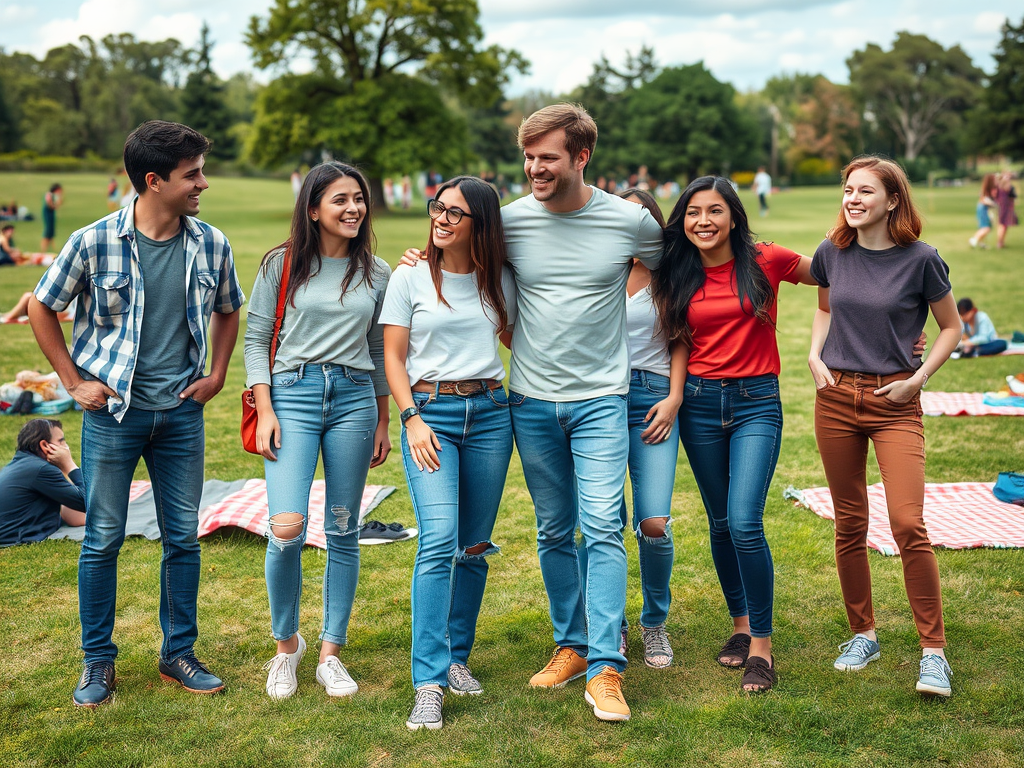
[544,646,578,673]
[82,660,114,686]
[920,655,951,680]
[449,663,476,687]
[321,656,352,684]
[838,636,875,659]
[591,669,625,703]
[642,626,672,659]
[386,522,406,532]
[176,652,211,678]
[262,652,291,676]
[411,688,443,720]
[362,520,385,533]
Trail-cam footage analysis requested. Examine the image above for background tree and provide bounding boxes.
[626,63,760,181]
[244,0,527,207]
[182,23,238,161]
[969,16,1024,160]
[848,32,983,162]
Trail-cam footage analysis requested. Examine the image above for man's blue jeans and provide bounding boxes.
[510,391,628,678]
[403,386,512,688]
[80,398,207,663]
[678,373,782,638]
[263,364,377,645]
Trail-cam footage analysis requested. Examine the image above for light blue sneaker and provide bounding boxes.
[834,635,881,671]
[916,654,952,697]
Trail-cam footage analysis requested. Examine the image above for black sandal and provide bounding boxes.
[716,633,751,668]
[741,655,776,693]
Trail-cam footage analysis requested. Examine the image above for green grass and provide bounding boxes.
[1,173,1022,768]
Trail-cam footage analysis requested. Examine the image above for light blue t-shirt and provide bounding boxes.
[501,187,663,401]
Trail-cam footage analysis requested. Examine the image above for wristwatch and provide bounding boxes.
[400,406,420,424]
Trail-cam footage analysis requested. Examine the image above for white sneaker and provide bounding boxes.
[316,656,358,697]
[969,237,978,248]
[263,634,305,700]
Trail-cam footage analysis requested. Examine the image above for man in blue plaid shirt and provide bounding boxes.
[29,121,245,709]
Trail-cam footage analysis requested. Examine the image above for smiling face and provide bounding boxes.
[683,189,734,259]
[523,129,588,207]
[154,155,208,217]
[842,168,895,235]
[311,175,366,248]
[430,186,473,255]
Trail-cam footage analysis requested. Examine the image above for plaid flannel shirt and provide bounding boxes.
[33,201,245,421]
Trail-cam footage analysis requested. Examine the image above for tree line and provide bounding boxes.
[0,1,1021,190]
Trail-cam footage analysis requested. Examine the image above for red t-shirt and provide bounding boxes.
[686,242,802,378]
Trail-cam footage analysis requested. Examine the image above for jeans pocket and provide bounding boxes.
[271,370,301,388]
[412,392,433,413]
[740,379,779,400]
[348,370,373,386]
[486,386,509,408]
[507,391,527,407]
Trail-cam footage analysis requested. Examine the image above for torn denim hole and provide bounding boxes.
[637,517,673,545]
[326,505,357,537]
[457,541,499,560]
[267,512,306,550]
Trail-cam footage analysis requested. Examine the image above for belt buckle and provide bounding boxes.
[454,381,474,396]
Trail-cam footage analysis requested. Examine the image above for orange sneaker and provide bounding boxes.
[529,646,587,688]
[584,666,630,721]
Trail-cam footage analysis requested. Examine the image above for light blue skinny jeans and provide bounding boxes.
[404,386,512,689]
[263,363,377,645]
[509,391,629,679]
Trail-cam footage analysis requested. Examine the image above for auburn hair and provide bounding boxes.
[828,155,922,249]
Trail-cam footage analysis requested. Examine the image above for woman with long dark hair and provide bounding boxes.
[244,161,392,701]
[652,176,816,693]
[381,176,516,730]
[809,156,960,696]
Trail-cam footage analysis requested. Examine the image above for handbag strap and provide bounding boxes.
[268,248,292,368]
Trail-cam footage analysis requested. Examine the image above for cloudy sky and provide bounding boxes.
[0,1,1017,94]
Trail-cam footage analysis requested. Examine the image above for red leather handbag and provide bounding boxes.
[241,249,291,454]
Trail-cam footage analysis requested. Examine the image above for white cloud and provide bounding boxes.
[974,12,1010,34]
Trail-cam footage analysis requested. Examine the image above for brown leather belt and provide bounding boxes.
[411,379,503,396]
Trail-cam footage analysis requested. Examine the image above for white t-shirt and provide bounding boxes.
[626,285,670,376]
[380,263,517,384]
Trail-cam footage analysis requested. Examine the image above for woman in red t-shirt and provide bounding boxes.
[652,176,816,693]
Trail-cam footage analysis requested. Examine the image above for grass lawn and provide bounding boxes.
[0,172,1022,768]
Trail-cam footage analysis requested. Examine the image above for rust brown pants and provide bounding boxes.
[814,370,945,648]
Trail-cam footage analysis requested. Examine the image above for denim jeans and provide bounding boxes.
[79,398,206,663]
[510,391,628,678]
[264,364,377,645]
[403,386,512,688]
[678,373,782,638]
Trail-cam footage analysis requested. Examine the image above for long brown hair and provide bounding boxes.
[259,161,382,304]
[827,155,922,249]
[424,176,508,331]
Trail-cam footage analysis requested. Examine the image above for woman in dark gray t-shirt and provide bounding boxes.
[807,156,961,698]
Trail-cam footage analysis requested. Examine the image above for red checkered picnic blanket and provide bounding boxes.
[787,483,1024,556]
[920,392,1024,417]
[129,481,150,501]
[195,480,394,549]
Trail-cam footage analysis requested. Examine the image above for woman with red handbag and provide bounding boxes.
[244,162,392,701]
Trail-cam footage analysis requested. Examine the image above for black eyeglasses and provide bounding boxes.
[427,198,474,225]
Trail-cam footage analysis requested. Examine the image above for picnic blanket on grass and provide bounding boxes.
[50,480,396,550]
[921,391,1024,417]
[785,483,1024,556]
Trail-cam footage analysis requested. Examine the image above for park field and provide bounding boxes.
[0,172,1022,768]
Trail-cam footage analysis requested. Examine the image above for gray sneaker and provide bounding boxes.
[834,635,881,671]
[447,663,483,696]
[916,654,952,697]
[641,625,673,669]
[407,686,444,730]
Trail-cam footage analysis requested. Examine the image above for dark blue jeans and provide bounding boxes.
[80,399,206,663]
[678,374,782,638]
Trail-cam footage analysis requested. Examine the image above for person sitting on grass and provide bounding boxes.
[956,297,1007,357]
[0,418,86,548]
[0,223,28,266]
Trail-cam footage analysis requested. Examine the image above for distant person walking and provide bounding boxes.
[969,174,997,249]
[41,183,62,252]
[994,171,1018,249]
[753,167,771,217]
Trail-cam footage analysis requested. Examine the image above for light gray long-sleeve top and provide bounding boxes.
[244,250,391,396]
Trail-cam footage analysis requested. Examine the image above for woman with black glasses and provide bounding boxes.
[381,176,516,730]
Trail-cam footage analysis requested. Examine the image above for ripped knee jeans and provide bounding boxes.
[263,363,378,644]
[403,387,513,688]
